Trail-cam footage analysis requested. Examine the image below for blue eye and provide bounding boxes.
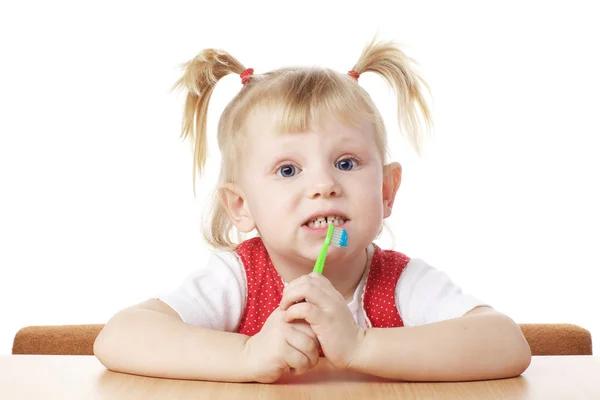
[336,158,356,171]
[278,165,299,178]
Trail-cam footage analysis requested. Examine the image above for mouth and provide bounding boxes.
[303,213,350,229]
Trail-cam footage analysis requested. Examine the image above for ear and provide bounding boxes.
[382,162,402,218]
[220,183,256,232]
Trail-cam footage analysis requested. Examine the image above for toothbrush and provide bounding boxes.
[313,223,348,274]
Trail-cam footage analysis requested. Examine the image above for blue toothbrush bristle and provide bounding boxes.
[331,227,348,247]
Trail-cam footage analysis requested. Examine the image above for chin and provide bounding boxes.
[324,243,360,262]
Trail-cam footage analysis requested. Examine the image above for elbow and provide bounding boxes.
[503,345,531,379]
[499,316,533,378]
[471,312,533,379]
[510,334,532,376]
[93,324,114,369]
[93,315,128,371]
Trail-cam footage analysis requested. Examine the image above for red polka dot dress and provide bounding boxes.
[235,238,285,336]
[362,248,411,328]
[235,237,411,336]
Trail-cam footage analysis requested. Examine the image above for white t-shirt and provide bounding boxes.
[158,244,487,330]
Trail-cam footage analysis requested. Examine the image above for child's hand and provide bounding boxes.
[279,272,365,369]
[243,307,320,383]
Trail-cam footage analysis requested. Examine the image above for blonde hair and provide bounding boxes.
[172,39,432,251]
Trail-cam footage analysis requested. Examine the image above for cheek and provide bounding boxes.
[351,171,384,212]
[354,168,383,193]
[248,182,296,218]
[359,195,384,221]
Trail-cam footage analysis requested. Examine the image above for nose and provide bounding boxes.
[305,170,342,199]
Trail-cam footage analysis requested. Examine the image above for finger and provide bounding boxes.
[285,272,333,292]
[306,273,345,299]
[285,328,320,370]
[308,271,334,285]
[280,283,334,311]
[289,320,321,359]
[283,274,312,291]
[283,341,311,374]
[286,302,327,327]
[289,319,318,340]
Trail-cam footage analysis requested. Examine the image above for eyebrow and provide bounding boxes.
[261,152,301,174]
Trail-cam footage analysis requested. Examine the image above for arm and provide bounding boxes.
[93,299,255,382]
[350,306,532,381]
[281,271,532,382]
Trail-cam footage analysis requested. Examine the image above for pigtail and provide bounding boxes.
[171,49,246,190]
[351,39,432,156]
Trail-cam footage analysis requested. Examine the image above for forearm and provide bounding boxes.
[94,308,253,382]
[350,312,531,381]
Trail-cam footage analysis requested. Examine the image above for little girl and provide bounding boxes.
[94,39,531,383]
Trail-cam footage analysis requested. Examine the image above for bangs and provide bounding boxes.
[242,68,379,135]
[217,67,387,181]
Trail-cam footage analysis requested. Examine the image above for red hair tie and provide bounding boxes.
[240,68,254,84]
[348,70,360,81]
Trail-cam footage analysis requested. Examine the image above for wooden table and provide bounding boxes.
[1,355,599,399]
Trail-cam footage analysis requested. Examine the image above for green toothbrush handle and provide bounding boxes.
[313,224,334,274]
[313,242,329,274]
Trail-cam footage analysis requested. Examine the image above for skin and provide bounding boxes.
[280,274,531,381]
[225,111,532,381]
[94,110,531,383]
[222,114,400,301]
[94,297,319,383]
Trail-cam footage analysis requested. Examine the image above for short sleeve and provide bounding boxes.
[156,251,247,332]
[395,258,488,326]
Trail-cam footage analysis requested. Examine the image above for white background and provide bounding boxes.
[1,0,598,356]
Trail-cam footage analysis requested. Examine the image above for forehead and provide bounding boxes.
[243,106,376,148]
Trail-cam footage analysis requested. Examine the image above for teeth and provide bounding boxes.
[307,215,346,229]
